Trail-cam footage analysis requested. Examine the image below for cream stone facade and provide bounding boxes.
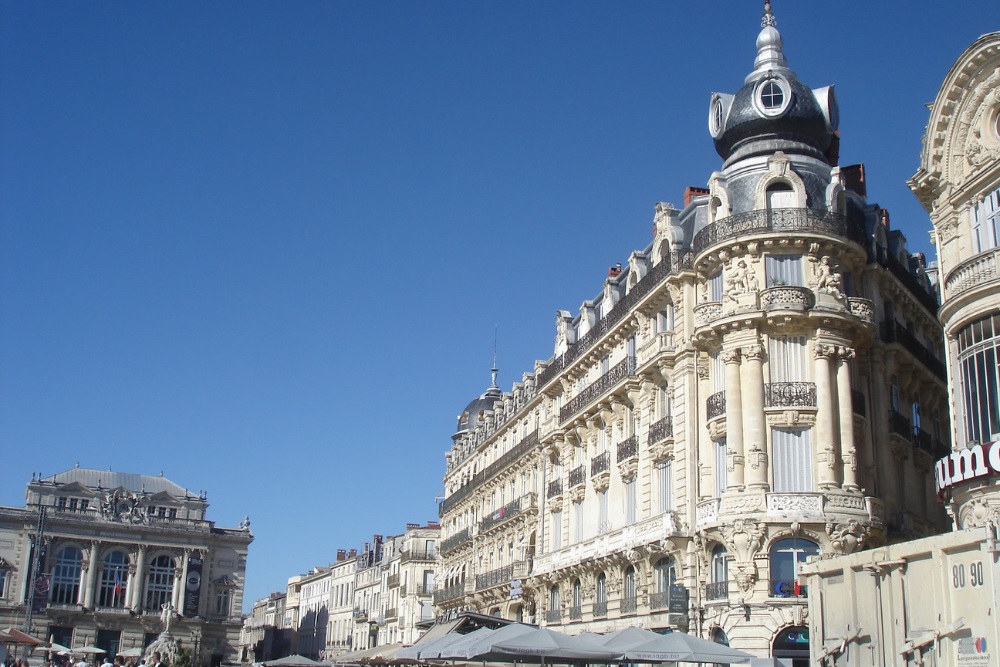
[910,30,1000,529]
[435,5,949,664]
[325,553,356,658]
[0,468,251,666]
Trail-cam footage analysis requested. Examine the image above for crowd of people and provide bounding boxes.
[2,651,166,667]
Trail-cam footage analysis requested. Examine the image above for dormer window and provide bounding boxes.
[760,81,783,109]
[754,75,791,117]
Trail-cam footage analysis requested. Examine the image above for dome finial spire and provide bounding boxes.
[762,1,777,28]
[490,325,499,389]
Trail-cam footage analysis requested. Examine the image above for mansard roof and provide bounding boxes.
[36,467,198,500]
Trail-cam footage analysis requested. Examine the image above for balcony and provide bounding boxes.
[401,547,436,563]
[945,246,1000,300]
[649,591,671,610]
[569,605,582,621]
[353,608,368,623]
[760,285,814,311]
[764,382,817,408]
[620,596,637,614]
[694,302,723,327]
[545,609,562,623]
[590,451,610,476]
[875,245,939,314]
[476,563,525,591]
[568,465,586,489]
[387,573,399,588]
[537,252,691,390]
[705,581,729,601]
[532,514,677,576]
[440,527,471,555]
[693,208,863,256]
[560,356,636,423]
[696,498,720,529]
[384,607,397,620]
[440,430,539,516]
[888,409,911,439]
[769,579,808,598]
[433,584,466,605]
[616,435,638,462]
[593,601,608,617]
[648,416,673,444]
[547,479,563,499]
[707,391,726,420]
[881,320,946,380]
[480,495,531,533]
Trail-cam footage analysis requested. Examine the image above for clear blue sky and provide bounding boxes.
[1,1,993,609]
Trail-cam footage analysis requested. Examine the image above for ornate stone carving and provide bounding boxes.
[767,494,822,512]
[825,520,868,555]
[733,562,758,594]
[724,259,759,301]
[959,497,998,529]
[721,519,766,562]
[101,489,148,524]
[721,494,763,514]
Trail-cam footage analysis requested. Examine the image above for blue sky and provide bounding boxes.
[1,1,994,609]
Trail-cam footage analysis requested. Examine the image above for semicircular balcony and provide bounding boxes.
[693,208,866,260]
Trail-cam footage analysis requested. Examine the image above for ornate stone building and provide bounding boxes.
[910,31,1000,529]
[435,4,949,662]
[0,468,252,666]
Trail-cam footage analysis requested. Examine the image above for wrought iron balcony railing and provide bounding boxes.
[568,465,586,488]
[439,430,539,516]
[593,600,608,617]
[889,409,912,439]
[480,496,523,532]
[440,527,471,555]
[537,251,693,389]
[649,591,671,610]
[433,584,466,605]
[648,415,673,444]
[476,563,514,591]
[617,435,638,462]
[763,382,817,408]
[620,596,638,614]
[591,451,610,476]
[560,356,637,422]
[705,581,729,601]
[875,245,939,314]
[569,605,582,620]
[693,207,864,256]
[547,479,563,499]
[880,320,946,380]
[707,391,726,419]
[545,609,562,623]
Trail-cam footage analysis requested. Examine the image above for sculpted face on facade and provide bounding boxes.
[435,3,948,661]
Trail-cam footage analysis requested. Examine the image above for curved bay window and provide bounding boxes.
[707,545,729,601]
[622,565,637,614]
[958,313,1000,445]
[50,546,83,605]
[595,572,608,616]
[651,557,676,609]
[145,555,176,611]
[769,538,818,598]
[97,550,129,608]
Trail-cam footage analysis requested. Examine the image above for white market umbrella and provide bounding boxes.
[487,627,623,662]
[591,626,664,651]
[458,623,537,660]
[72,647,107,656]
[116,648,144,658]
[622,631,753,664]
[432,627,496,659]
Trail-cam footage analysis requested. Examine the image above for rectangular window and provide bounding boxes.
[768,336,808,382]
[551,510,562,551]
[715,438,728,497]
[772,428,814,492]
[972,188,1000,253]
[624,477,637,524]
[765,254,804,286]
[711,351,726,393]
[598,490,609,534]
[215,588,231,616]
[573,501,584,543]
[709,270,725,302]
[657,461,673,513]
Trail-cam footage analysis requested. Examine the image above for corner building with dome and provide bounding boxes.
[435,4,950,663]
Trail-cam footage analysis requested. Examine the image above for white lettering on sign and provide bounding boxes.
[935,441,1000,494]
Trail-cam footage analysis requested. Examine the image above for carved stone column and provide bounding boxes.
[723,348,745,489]
[741,343,769,490]
[836,347,859,491]
[82,541,100,608]
[176,549,191,612]
[131,544,147,610]
[814,344,839,489]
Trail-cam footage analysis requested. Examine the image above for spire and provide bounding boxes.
[490,325,499,389]
[747,0,789,83]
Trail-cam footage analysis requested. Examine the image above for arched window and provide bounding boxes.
[570,579,582,619]
[145,555,176,611]
[595,572,608,616]
[547,585,561,623]
[97,550,129,608]
[651,557,676,610]
[622,566,637,613]
[708,545,729,600]
[766,182,795,211]
[50,546,83,605]
[769,539,819,598]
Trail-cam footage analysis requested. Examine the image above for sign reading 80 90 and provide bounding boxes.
[952,560,986,589]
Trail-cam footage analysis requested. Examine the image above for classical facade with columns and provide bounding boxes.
[435,4,948,662]
[0,468,252,666]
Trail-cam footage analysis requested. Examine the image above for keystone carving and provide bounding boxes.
[825,520,868,555]
[721,519,766,562]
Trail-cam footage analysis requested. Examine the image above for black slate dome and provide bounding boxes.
[455,386,501,435]
[710,3,837,164]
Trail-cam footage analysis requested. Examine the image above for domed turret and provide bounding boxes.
[709,1,838,166]
[453,361,502,441]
